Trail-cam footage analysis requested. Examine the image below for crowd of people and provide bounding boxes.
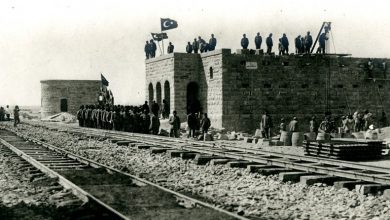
[145,30,331,59]
[76,100,212,140]
[0,105,20,127]
[260,109,388,139]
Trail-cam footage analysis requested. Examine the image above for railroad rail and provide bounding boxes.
[23,121,390,188]
[0,128,248,220]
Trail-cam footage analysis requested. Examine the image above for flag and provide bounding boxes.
[101,74,109,87]
[151,32,168,41]
[161,18,178,31]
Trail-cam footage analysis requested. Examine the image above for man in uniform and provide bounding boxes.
[144,41,150,59]
[266,33,273,54]
[198,36,207,53]
[187,112,197,138]
[169,110,181,138]
[241,34,249,49]
[186,41,193,53]
[295,35,302,54]
[150,39,157,58]
[192,38,199,53]
[200,113,211,141]
[254,32,262,50]
[208,34,217,51]
[167,42,174,54]
[304,31,313,54]
[281,33,289,55]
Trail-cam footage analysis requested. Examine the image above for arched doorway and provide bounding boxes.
[187,82,200,114]
[156,82,162,106]
[148,83,154,105]
[164,81,170,104]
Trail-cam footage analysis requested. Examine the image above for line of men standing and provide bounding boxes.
[241,32,313,55]
[186,34,217,54]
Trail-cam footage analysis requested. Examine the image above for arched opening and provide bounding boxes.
[164,81,171,104]
[156,82,162,107]
[187,82,201,114]
[148,83,154,105]
[60,98,68,112]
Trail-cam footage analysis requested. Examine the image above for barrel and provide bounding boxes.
[304,132,317,141]
[280,131,292,146]
[316,133,331,141]
[365,131,378,140]
[291,132,304,146]
[352,132,365,139]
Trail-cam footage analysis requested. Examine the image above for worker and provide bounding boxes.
[167,42,174,54]
[149,112,160,135]
[260,111,273,139]
[254,32,262,50]
[278,38,284,56]
[318,32,327,54]
[150,39,157,58]
[144,41,150,59]
[209,34,217,51]
[295,35,302,54]
[13,105,20,127]
[241,34,249,49]
[289,117,299,132]
[318,116,332,133]
[304,31,313,54]
[186,42,193,53]
[310,116,318,134]
[192,38,199,53]
[266,33,273,54]
[281,33,289,55]
[77,105,85,127]
[363,110,373,130]
[5,105,10,121]
[0,106,4,121]
[198,36,207,53]
[365,124,379,140]
[187,112,197,138]
[279,118,287,133]
[169,110,181,138]
[200,113,211,140]
[151,100,160,116]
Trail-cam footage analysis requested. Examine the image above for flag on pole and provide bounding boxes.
[161,18,178,31]
[101,74,109,86]
[151,33,168,41]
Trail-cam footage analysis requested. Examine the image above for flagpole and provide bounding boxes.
[161,31,165,55]
[157,40,163,55]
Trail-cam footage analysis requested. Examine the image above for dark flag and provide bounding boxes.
[101,74,109,87]
[161,18,178,31]
[151,33,168,41]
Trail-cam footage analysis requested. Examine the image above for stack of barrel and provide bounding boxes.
[303,138,384,160]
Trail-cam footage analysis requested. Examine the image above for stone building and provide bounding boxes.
[146,49,390,132]
[40,80,101,118]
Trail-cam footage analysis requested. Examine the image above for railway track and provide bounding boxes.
[22,121,390,193]
[0,128,249,220]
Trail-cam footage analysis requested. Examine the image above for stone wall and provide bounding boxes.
[40,80,100,118]
[222,52,390,132]
[145,49,390,133]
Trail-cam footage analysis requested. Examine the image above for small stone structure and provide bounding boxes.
[40,80,101,118]
[145,49,390,132]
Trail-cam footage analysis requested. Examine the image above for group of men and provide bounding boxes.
[186,34,217,54]
[76,100,212,139]
[144,39,158,59]
[260,109,387,139]
[76,103,161,135]
[0,105,20,127]
[241,31,317,55]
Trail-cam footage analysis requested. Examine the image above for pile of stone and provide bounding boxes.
[3,122,390,219]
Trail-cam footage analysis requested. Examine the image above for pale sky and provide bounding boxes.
[0,0,389,106]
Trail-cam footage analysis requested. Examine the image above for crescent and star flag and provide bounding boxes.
[161,18,178,31]
[101,74,109,87]
[151,32,168,41]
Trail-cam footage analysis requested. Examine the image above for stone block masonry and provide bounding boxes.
[41,80,101,118]
[146,49,390,132]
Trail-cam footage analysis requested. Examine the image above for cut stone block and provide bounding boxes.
[247,165,274,172]
[355,184,390,195]
[279,172,313,183]
[168,150,190,158]
[227,161,259,168]
[333,181,367,190]
[150,147,168,154]
[180,152,197,159]
[300,175,346,186]
[210,159,233,165]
